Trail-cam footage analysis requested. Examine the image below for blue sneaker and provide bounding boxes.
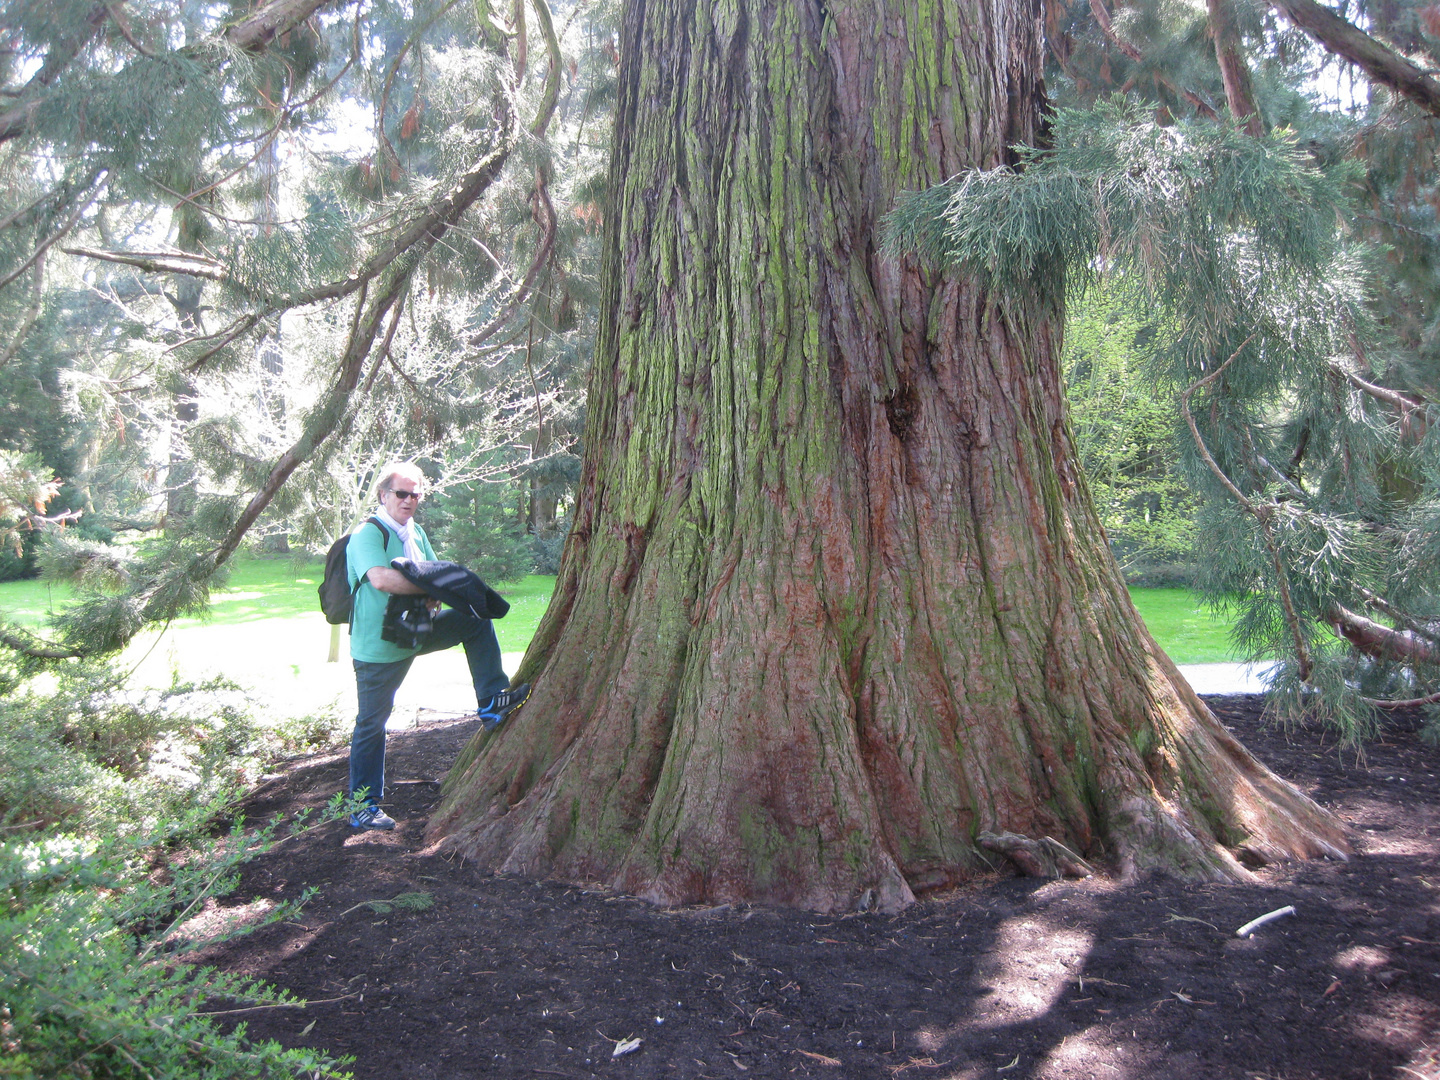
[349,805,396,830]
[477,683,530,731]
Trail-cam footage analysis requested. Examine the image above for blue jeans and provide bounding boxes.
[349,609,509,805]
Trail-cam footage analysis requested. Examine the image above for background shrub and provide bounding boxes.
[1,810,354,1079]
[0,667,342,835]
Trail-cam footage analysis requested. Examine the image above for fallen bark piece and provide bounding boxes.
[1042,836,1096,878]
[1236,905,1297,937]
[978,832,1095,878]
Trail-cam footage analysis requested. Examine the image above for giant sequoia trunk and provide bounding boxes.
[428,0,1347,910]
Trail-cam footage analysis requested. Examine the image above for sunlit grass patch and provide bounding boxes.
[1126,587,1238,664]
[0,559,1232,678]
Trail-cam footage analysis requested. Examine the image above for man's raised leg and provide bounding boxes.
[424,609,528,728]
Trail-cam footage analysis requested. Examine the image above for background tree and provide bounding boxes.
[426,0,1346,911]
[1063,285,1199,579]
[0,0,619,647]
[1029,0,1440,734]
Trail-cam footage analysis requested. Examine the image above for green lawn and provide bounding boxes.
[0,561,1239,717]
[0,558,557,722]
[3,557,554,651]
[1126,586,1237,664]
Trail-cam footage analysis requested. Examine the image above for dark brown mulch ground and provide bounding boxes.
[204,697,1440,1080]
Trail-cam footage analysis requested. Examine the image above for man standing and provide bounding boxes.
[345,462,529,830]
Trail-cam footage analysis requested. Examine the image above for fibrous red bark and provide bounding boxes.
[1208,0,1265,135]
[427,0,1348,911]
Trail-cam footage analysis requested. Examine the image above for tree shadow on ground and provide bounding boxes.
[203,698,1440,1080]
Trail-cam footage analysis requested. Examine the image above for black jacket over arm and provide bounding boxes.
[389,558,511,620]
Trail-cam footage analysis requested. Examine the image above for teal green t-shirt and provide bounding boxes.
[346,517,437,663]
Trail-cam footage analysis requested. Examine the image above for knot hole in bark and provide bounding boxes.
[884,381,919,443]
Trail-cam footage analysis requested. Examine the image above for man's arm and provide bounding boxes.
[366,566,429,595]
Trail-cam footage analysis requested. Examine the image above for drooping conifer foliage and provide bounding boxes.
[890,92,1440,738]
[0,0,613,656]
[8,0,1440,750]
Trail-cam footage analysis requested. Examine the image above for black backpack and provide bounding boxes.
[318,517,391,624]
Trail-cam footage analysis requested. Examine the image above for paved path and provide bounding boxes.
[1174,662,1277,696]
[384,656,1276,728]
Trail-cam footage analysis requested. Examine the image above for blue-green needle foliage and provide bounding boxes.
[887,101,1440,743]
[885,100,1359,339]
[1,798,358,1079]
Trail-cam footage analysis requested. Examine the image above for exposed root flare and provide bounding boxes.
[1107,795,1247,882]
[977,831,1095,879]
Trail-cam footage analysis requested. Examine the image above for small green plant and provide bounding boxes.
[268,702,350,757]
[336,890,435,918]
[0,795,360,1079]
[0,666,273,835]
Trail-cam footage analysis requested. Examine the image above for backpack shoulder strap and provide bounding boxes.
[349,517,394,597]
[367,515,392,550]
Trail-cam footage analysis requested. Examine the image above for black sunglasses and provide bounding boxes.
[387,489,422,502]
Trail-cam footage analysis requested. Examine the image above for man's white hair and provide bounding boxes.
[374,461,425,499]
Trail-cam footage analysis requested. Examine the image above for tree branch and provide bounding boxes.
[468,166,557,347]
[0,0,345,146]
[1358,587,1440,646]
[1088,0,1142,61]
[1181,335,1314,680]
[181,314,266,371]
[203,282,386,569]
[0,625,83,660]
[170,124,515,373]
[1268,0,1440,118]
[260,136,516,310]
[1209,0,1265,135]
[0,253,46,369]
[222,0,342,54]
[1180,337,1259,513]
[1329,358,1431,439]
[0,172,109,293]
[0,189,62,234]
[1087,0,1220,119]
[1366,689,1440,708]
[203,128,516,566]
[62,246,228,283]
[1251,447,1310,503]
[528,0,562,137]
[0,4,109,145]
[1328,602,1440,665]
[105,2,156,58]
